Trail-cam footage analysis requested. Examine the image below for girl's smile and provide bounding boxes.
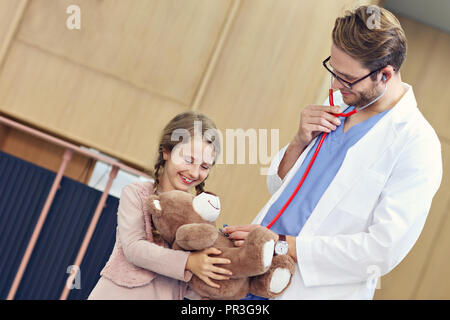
[179,173,196,185]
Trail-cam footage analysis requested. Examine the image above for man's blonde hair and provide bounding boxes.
[332,5,407,77]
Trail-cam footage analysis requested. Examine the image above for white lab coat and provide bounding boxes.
[252,84,442,299]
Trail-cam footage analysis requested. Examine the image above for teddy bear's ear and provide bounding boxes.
[147,195,163,217]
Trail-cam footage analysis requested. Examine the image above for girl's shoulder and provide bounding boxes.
[126,180,155,201]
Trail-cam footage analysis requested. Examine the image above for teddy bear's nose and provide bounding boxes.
[193,192,221,222]
[208,198,220,210]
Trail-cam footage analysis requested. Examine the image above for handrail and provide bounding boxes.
[0,115,152,178]
[6,149,74,300]
[1,114,152,299]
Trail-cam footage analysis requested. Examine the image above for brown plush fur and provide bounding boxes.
[146,190,295,300]
[249,255,296,298]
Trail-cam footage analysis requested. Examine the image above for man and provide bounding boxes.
[222,5,442,299]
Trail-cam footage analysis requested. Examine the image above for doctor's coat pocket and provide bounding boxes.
[334,168,386,222]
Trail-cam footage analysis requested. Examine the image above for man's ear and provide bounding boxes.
[148,195,162,217]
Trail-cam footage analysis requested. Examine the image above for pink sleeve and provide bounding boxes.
[117,184,192,282]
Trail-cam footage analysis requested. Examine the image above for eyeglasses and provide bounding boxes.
[322,56,385,90]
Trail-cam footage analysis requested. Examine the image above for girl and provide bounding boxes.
[88,111,231,300]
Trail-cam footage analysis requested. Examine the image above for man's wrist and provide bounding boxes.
[278,138,307,180]
[286,235,297,262]
[275,234,289,255]
[291,134,308,151]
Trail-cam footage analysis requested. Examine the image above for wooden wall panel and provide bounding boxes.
[398,18,450,141]
[198,0,363,226]
[0,123,11,147]
[0,126,95,184]
[17,0,232,105]
[0,40,186,169]
[0,0,24,47]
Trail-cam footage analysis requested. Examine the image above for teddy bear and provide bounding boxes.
[146,189,295,300]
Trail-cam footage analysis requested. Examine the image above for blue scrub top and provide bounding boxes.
[261,105,391,236]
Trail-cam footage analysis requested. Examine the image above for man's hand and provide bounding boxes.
[223,225,298,262]
[295,104,342,145]
[222,224,260,247]
[278,105,342,180]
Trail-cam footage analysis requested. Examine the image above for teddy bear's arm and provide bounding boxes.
[175,223,218,251]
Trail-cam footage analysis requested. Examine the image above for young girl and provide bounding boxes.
[88,111,231,300]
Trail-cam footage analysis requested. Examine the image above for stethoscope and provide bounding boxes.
[265,75,388,229]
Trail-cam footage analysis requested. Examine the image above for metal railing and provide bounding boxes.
[0,115,152,300]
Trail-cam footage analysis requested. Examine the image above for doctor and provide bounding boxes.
[222,5,442,299]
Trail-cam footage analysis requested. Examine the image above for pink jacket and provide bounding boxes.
[99,181,192,288]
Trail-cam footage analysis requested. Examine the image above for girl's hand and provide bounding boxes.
[222,224,260,247]
[185,248,232,288]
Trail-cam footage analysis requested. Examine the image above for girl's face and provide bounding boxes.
[159,138,215,193]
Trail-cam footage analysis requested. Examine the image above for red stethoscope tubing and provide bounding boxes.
[266,89,358,229]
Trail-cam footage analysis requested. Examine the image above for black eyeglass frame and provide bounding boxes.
[322,56,386,89]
